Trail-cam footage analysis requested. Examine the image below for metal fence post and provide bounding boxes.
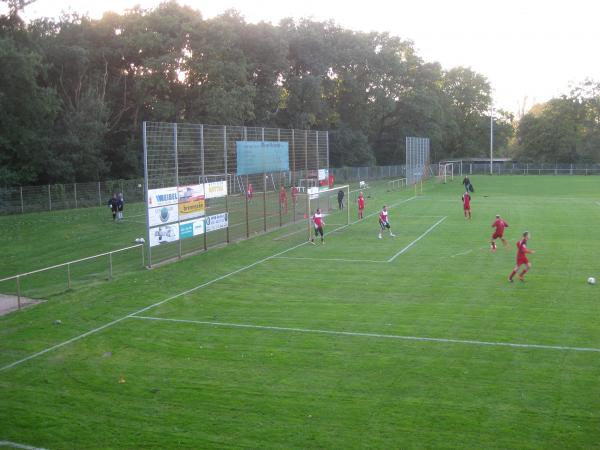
[74,183,78,209]
[108,252,113,279]
[98,181,102,206]
[48,185,52,211]
[16,276,21,310]
[141,245,145,267]
[20,186,24,214]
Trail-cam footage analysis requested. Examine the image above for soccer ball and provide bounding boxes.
[588,277,596,285]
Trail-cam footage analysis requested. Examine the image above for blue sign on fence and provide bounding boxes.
[236,141,290,176]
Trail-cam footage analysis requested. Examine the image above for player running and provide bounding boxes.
[509,231,535,282]
[357,191,365,219]
[491,215,509,251]
[311,208,325,244]
[378,205,395,239]
[462,191,472,220]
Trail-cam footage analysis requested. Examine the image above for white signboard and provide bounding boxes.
[205,213,229,232]
[204,181,228,199]
[178,184,204,200]
[149,224,180,247]
[179,218,205,239]
[307,187,319,200]
[148,204,179,227]
[148,187,178,207]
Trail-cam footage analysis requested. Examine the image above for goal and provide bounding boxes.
[438,163,455,183]
[438,160,463,183]
[305,185,350,241]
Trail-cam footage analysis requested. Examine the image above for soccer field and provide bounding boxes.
[1,176,600,449]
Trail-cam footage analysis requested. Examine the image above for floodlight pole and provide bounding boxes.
[490,105,494,175]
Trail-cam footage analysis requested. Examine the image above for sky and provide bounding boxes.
[15,0,600,115]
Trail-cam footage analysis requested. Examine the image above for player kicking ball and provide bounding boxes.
[491,214,509,251]
[378,205,395,239]
[509,231,535,282]
[311,208,325,245]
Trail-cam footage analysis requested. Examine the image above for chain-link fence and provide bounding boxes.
[3,162,600,217]
[0,179,145,215]
[466,162,600,175]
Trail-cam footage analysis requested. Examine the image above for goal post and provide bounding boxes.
[306,184,350,241]
[438,163,455,183]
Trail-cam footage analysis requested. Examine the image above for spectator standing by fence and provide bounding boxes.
[108,194,119,221]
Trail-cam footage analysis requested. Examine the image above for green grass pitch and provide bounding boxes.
[1,175,600,449]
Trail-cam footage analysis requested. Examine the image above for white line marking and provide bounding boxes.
[450,249,473,258]
[388,216,447,262]
[0,197,419,373]
[130,316,600,353]
[274,256,386,263]
[0,441,48,450]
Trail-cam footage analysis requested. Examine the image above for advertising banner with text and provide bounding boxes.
[179,218,205,240]
[205,213,229,233]
[147,186,178,208]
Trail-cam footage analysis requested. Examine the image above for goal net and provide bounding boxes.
[438,163,455,183]
[305,185,350,241]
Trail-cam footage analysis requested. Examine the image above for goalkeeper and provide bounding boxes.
[310,208,325,245]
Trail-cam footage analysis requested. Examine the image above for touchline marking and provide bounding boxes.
[0,196,418,373]
[0,441,48,450]
[388,216,447,262]
[130,316,600,353]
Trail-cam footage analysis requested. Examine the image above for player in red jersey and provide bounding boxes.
[491,214,509,251]
[247,183,254,201]
[279,186,288,215]
[311,208,325,244]
[509,231,535,282]
[291,186,298,205]
[462,191,471,220]
[357,191,365,219]
[378,205,395,239]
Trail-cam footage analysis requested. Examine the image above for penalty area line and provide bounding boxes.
[0,197,417,373]
[129,316,600,354]
[388,216,447,262]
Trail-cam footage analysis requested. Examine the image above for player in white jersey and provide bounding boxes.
[378,205,395,239]
[311,208,325,244]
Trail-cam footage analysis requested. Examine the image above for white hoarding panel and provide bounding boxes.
[148,204,179,227]
[149,224,180,247]
[205,213,229,232]
[204,181,228,199]
[147,186,178,207]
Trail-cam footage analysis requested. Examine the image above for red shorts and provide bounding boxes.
[492,231,503,239]
[463,205,470,211]
[517,256,529,266]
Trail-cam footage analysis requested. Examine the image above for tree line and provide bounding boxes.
[0,1,598,187]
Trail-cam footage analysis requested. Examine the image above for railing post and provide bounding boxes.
[48,185,52,211]
[74,183,78,209]
[98,181,102,206]
[16,276,21,310]
[20,186,24,214]
[67,263,71,289]
[108,252,113,279]
[225,193,230,244]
